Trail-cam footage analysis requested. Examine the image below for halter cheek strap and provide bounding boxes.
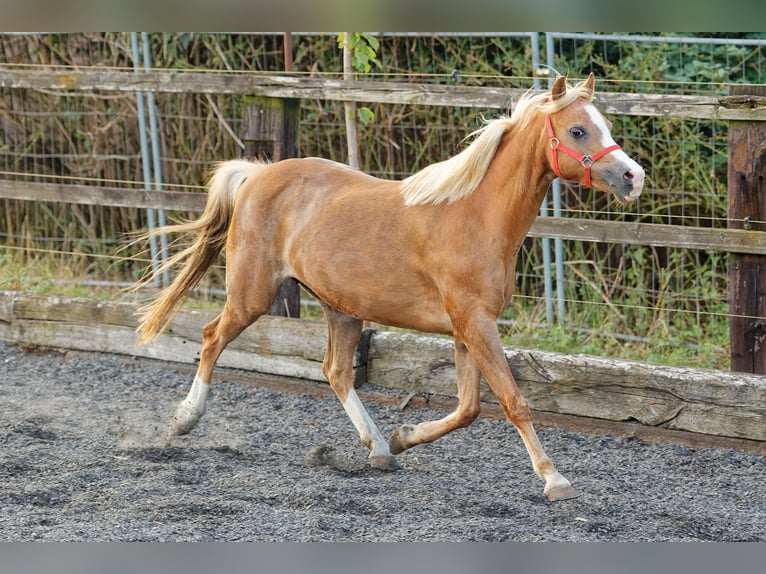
[545,113,621,188]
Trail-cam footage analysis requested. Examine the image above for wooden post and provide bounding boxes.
[343,32,361,170]
[242,95,301,318]
[728,84,766,373]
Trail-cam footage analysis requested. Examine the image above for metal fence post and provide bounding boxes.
[140,32,170,287]
[130,32,163,288]
[546,32,567,326]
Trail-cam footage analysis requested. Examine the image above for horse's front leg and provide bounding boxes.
[457,313,579,501]
[390,339,481,453]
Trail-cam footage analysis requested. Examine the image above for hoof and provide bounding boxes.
[389,435,405,455]
[172,402,202,436]
[171,420,193,436]
[545,482,580,501]
[369,454,399,471]
[389,424,415,455]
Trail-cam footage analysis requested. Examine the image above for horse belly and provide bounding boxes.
[292,248,452,335]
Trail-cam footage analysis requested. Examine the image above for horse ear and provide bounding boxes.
[581,72,595,93]
[551,75,567,101]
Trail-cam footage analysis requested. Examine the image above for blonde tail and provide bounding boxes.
[134,160,259,345]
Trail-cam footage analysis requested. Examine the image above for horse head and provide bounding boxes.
[545,73,645,203]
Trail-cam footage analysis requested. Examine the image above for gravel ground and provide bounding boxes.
[1,340,764,541]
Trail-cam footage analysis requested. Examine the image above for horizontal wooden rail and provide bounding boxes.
[2,67,766,120]
[0,180,206,211]
[2,180,765,254]
[528,216,766,255]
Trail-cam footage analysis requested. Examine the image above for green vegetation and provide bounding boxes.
[509,240,731,371]
[0,247,116,299]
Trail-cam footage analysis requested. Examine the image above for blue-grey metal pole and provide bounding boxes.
[131,32,160,287]
[540,201,554,325]
[531,33,541,90]
[141,32,170,287]
[534,33,554,325]
[552,180,566,324]
[546,32,566,325]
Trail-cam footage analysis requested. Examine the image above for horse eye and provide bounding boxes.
[569,127,586,139]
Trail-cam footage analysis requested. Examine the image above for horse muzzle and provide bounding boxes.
[607,164,645,204]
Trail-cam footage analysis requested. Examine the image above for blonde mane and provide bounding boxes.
[400,78,594,206]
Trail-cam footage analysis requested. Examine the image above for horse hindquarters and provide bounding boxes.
[172,168,287,435]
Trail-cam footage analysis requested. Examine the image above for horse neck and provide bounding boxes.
[470,118,555,244]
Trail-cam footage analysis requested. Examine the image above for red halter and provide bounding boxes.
[544,112,621,188]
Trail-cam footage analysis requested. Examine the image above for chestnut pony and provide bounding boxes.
[135,74,644,500]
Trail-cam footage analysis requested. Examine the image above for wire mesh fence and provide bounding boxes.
[1,32,765,370]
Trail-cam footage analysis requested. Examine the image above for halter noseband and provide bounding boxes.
[544,112,621,188]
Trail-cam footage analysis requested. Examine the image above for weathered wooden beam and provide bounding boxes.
[2,67,766,120]
[528,217,766,255]
[242,95,300,163]
[0,291,333,382]
[594,91,766,121]
[0,180,207,211]
[366,330,766,442]
[0,68,525,108]
[1,291,764,443]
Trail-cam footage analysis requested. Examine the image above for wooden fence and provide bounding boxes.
[1,67,765,444]
[1,68,765,255]
[1,67,765,258]
[2,67,766,371]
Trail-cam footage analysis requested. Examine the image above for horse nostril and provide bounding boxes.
[625,166,645,194]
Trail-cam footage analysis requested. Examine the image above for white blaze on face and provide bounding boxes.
[585,104,645,196]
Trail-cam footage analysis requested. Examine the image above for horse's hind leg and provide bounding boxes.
[173,254,278,435]
[172,300,262,435]
[320,303,397,471]
[389,339,481,453]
